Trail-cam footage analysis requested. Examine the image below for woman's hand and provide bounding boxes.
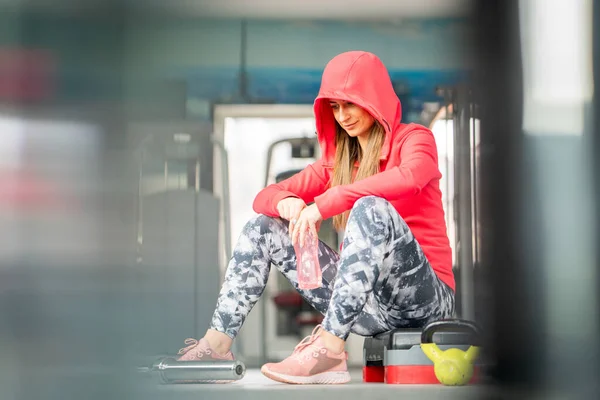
[276,197,306,233]
[292,203,323,247]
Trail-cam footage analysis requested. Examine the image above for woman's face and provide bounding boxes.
[329,99,375,140]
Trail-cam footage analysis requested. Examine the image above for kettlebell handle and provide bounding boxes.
[421,319,482,346]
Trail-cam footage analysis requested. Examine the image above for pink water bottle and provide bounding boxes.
[294,230,322,290]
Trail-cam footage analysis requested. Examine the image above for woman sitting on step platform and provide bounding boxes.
[177,50,455,385]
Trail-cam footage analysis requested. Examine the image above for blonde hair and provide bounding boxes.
[331,121,386,231]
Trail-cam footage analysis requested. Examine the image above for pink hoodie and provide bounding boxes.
[253,51,454,291]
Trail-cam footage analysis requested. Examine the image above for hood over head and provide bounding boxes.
[313,51,402,164]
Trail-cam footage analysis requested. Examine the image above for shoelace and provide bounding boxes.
[178,338,217,359]
[292,325,327,362]
[178,338,199,355]
[293,325,322,353]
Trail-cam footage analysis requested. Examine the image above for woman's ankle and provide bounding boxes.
[318,329,345,354]
[204,329,233,355]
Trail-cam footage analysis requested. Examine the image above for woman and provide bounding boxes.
[177,51,455,385]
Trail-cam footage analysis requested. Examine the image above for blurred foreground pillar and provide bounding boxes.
[475,0,600,398]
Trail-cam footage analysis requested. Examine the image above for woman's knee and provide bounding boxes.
[249,213,276,225]
[345,196,410,238]
[352,196,389,211]
[244,214,286,234]
[349,196,396,223]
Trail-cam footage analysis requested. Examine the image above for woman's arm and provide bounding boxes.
[314,130,440,220]
[252,159,330,217]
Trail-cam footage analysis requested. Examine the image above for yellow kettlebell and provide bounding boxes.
[420,319,482,386]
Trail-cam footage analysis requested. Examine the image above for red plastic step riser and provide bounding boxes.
[363,365,479,384]
[362,366,385,382]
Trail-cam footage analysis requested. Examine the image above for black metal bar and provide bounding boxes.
[473,0,534,387]
[454,85,475,321]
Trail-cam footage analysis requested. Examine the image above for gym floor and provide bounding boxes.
[139,368,485,400]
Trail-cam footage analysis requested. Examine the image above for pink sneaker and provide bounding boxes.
[261,325,351,384]
[177,338,234,361]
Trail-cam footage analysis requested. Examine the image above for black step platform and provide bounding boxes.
[362,320,483,384]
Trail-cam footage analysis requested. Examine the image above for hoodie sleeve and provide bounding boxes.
[252,159,330,217]
[313,130,440,220]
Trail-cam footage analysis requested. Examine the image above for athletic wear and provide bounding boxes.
[211,196,454,341]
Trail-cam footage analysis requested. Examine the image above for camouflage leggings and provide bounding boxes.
[211,196,455,340]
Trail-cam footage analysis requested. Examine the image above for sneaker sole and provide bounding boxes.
[261,367,350,384]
